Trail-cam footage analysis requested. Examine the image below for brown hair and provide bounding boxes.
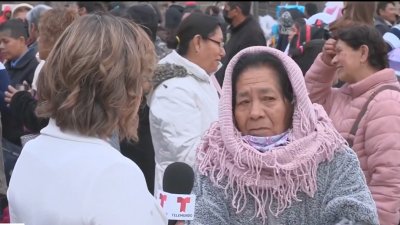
[336,24,388,70]
[36,13,157,141]
[38,8,79,60]
[329,2,376,37]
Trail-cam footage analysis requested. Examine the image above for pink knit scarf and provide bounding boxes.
[196,46,346,221]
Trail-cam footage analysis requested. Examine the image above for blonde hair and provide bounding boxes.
[36,13,157,141]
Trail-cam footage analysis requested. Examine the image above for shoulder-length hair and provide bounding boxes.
[36,13,157,141]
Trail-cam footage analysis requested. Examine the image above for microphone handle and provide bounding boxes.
[168,220,177,225]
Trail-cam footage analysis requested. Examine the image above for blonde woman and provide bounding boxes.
[7,13,167,225]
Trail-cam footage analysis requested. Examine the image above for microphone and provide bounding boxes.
[162,162,195,225]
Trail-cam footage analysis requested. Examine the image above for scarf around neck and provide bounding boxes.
[196,46,346,222]
[242,130,290,153]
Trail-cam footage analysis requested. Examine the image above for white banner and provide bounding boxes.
[0,224,25,225]
[156,190,196,220]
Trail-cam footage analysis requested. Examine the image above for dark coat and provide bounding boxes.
[215,16,266,86]
[2,47,38,145]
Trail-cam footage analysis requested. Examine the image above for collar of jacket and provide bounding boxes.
[7,47,37,69]
[41,119,114,148]
[341,68,397,98]
[375,15,393,27]
[158,50,211,82]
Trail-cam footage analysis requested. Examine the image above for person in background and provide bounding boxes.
[181,2,203,21]
[375,2,398,35]
[0,19,39,185]
[384,24,400,79]
[384,24,400,52]
[148,13,224,195]
[163,3,184,49]
[25,4,52,53]
[11,3,33,21]
[4,8,79,136]
[286,16,326,75]
[305,3,318,19]
[0,62,9,203]
[215,2,266,86]
[205,5,228,42]
[0,18,37,89]
[189,46,378,225]
[0,63,9,112]
[7,13,166,225]
[147,3,172,60]
[0,6,12,25]
[76,2,108,16]
[388,47,400,80]
[305,24,400,225]
[328,2,376,87]
[275,9,306,53]
[63,2,79,14]
[328,1,376,37]
[114,3,166,195]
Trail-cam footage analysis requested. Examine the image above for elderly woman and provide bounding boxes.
[148,13,225,194]
[188,46,378,224]
[305,24,400,225]
[7,14,167,224]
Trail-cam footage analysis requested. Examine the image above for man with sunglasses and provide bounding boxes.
[215,2,266,87]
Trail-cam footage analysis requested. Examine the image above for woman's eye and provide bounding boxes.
[262,96,275,101]
[238,100,250,105]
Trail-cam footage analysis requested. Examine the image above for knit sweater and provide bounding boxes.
[189,148,378,225]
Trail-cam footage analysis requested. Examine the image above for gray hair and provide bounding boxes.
[26,4,52,30]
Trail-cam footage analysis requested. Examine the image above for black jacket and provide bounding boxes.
[9,91,48,134]
[2,48,38,145]
[4,47,38,86]
[215,16,266,86]
[120,98,155,195]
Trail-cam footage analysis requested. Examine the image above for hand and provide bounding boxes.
[5,85,19,104]
[4,81,33,104]
[321,38,337,66]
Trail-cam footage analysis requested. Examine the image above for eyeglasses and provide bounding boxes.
[207,38,224,48]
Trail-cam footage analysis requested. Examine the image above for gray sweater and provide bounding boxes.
[188,148,379,225]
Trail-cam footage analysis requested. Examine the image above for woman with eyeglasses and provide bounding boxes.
[148,13,225,195]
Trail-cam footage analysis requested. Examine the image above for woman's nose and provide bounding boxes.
[249,101,264,120]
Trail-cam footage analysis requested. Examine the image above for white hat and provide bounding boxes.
[11,3,33,17]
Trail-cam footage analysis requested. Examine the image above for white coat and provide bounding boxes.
[7,119,167,225]
[148,50,219,194]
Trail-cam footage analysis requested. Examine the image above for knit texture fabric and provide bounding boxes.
[196,46,346,221]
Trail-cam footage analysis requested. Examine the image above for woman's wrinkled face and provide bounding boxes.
[331,40,363,84]
[234,66,293,137]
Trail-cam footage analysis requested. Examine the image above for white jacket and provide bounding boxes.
[8,119,167,225]
[148,51,219,194]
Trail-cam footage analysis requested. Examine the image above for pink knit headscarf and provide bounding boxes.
[197,46,346,221]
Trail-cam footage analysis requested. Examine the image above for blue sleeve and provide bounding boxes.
[0,68,10,112]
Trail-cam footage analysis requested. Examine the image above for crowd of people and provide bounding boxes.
[0,1,399,225]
